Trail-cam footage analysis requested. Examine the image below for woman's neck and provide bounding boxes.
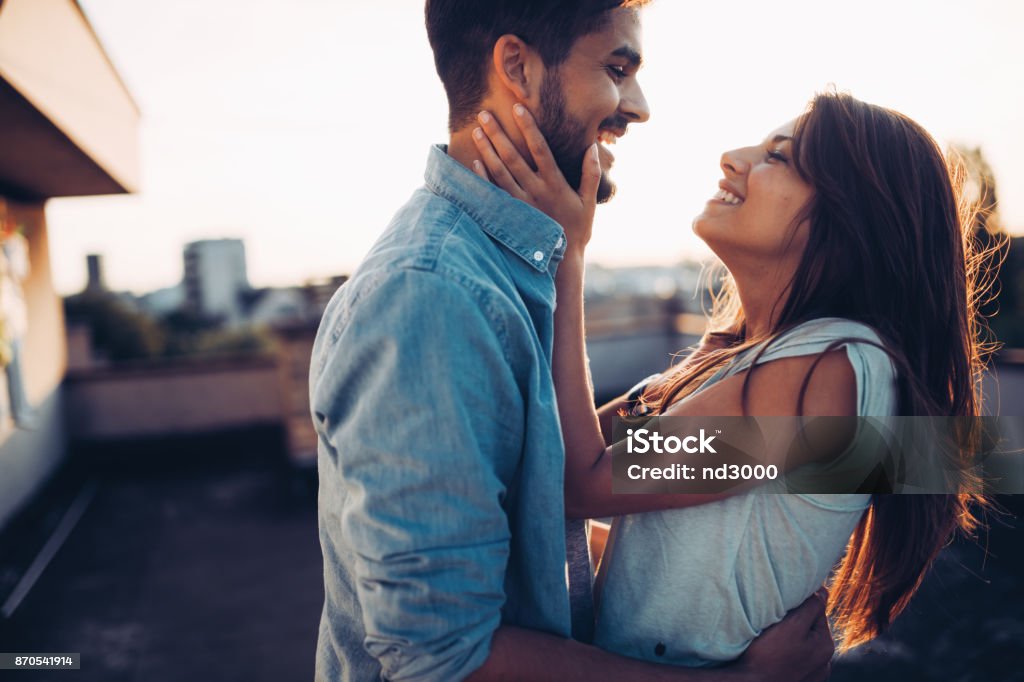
[731,264,795,341]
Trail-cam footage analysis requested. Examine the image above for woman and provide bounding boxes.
[470,91,991,666]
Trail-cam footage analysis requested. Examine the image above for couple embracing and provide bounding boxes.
[311,1,988,680]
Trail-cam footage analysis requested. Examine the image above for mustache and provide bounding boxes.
[598,114,631,134]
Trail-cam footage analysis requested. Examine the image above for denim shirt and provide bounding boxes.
[312,145,571,681]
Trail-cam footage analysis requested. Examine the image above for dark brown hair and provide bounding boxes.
[641,91,995,650]
[424,0,650,132]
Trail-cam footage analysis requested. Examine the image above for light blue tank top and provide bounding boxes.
[593,318,898,667]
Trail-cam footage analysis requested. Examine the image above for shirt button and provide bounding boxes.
[533,250,544,261]
[555,237,564,249]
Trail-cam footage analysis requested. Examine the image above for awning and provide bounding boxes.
[0,0,140,199]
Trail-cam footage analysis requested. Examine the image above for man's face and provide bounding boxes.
[535,8,650,204]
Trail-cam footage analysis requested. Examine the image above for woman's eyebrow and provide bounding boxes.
[770,134,793,145]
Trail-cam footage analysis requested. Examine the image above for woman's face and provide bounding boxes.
[693,119,814,271]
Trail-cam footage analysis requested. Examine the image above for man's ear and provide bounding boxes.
[491,34,543,101]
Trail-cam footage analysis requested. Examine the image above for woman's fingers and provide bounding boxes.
[476,110,541,194]
[472,159,490,183]
[472,125,527,201]
[579,143,601,205]
[511,103,562,180]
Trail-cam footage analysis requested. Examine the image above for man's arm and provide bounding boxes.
[469,593,834,682]
[314,268,522,681]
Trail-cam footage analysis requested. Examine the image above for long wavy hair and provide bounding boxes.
[639,91,996,650]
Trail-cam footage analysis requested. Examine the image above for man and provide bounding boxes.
[312,2,834,680]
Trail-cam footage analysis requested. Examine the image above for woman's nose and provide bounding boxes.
[721,148,750,176]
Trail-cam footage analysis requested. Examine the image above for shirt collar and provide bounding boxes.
[424,144,566,272]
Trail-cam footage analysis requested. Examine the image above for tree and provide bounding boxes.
[64,290,165,362]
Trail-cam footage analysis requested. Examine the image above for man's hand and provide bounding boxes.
[736,593,834,682]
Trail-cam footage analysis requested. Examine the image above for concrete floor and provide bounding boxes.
[0,433,323,681]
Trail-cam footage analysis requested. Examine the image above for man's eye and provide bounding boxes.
[606,65,626,80]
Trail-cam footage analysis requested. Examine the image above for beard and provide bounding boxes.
[536,69,616,204]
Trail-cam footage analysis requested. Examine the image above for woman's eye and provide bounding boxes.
[766,149,788,163]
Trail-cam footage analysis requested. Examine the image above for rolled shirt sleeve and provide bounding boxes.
[312,267,525,681]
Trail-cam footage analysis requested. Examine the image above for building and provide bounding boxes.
[242,286,307,327]
[0,0,140,530]
[137,282,186,318]
[183,238,250,326]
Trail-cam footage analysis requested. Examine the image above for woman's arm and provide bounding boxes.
[471,107,619,514]
[563,348,857,518]
[598,394,631,447]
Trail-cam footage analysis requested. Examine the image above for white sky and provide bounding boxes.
[47,0,1024,295]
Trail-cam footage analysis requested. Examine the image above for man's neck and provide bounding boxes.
[445,103,531,183]
[447,129,482,177]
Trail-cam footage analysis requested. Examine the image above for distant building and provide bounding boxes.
[137,283,185,318]
[586,261,704,297]
[85,253,106,291]
[0,0,140,530]
[241,275,349,328]
[301,275,349,317]
[242,287,307,327]
[183,238,250,325]
[75,253,135,307]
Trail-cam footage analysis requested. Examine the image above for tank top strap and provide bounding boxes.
[721,317,898,417]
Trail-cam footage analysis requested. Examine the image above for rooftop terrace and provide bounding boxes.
[0,427,1021,681]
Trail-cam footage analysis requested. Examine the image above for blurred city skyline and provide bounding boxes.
[46,0,1024,296]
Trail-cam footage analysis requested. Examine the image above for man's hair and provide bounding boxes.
[425,0,650,132]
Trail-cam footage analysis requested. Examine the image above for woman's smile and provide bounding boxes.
[710,189,743,205]
[709,180,745,206]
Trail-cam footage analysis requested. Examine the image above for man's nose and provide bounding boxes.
[620,79,650,124]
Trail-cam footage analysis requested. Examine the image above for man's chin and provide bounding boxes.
[597,173,616,204]
[553,150,614,202]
